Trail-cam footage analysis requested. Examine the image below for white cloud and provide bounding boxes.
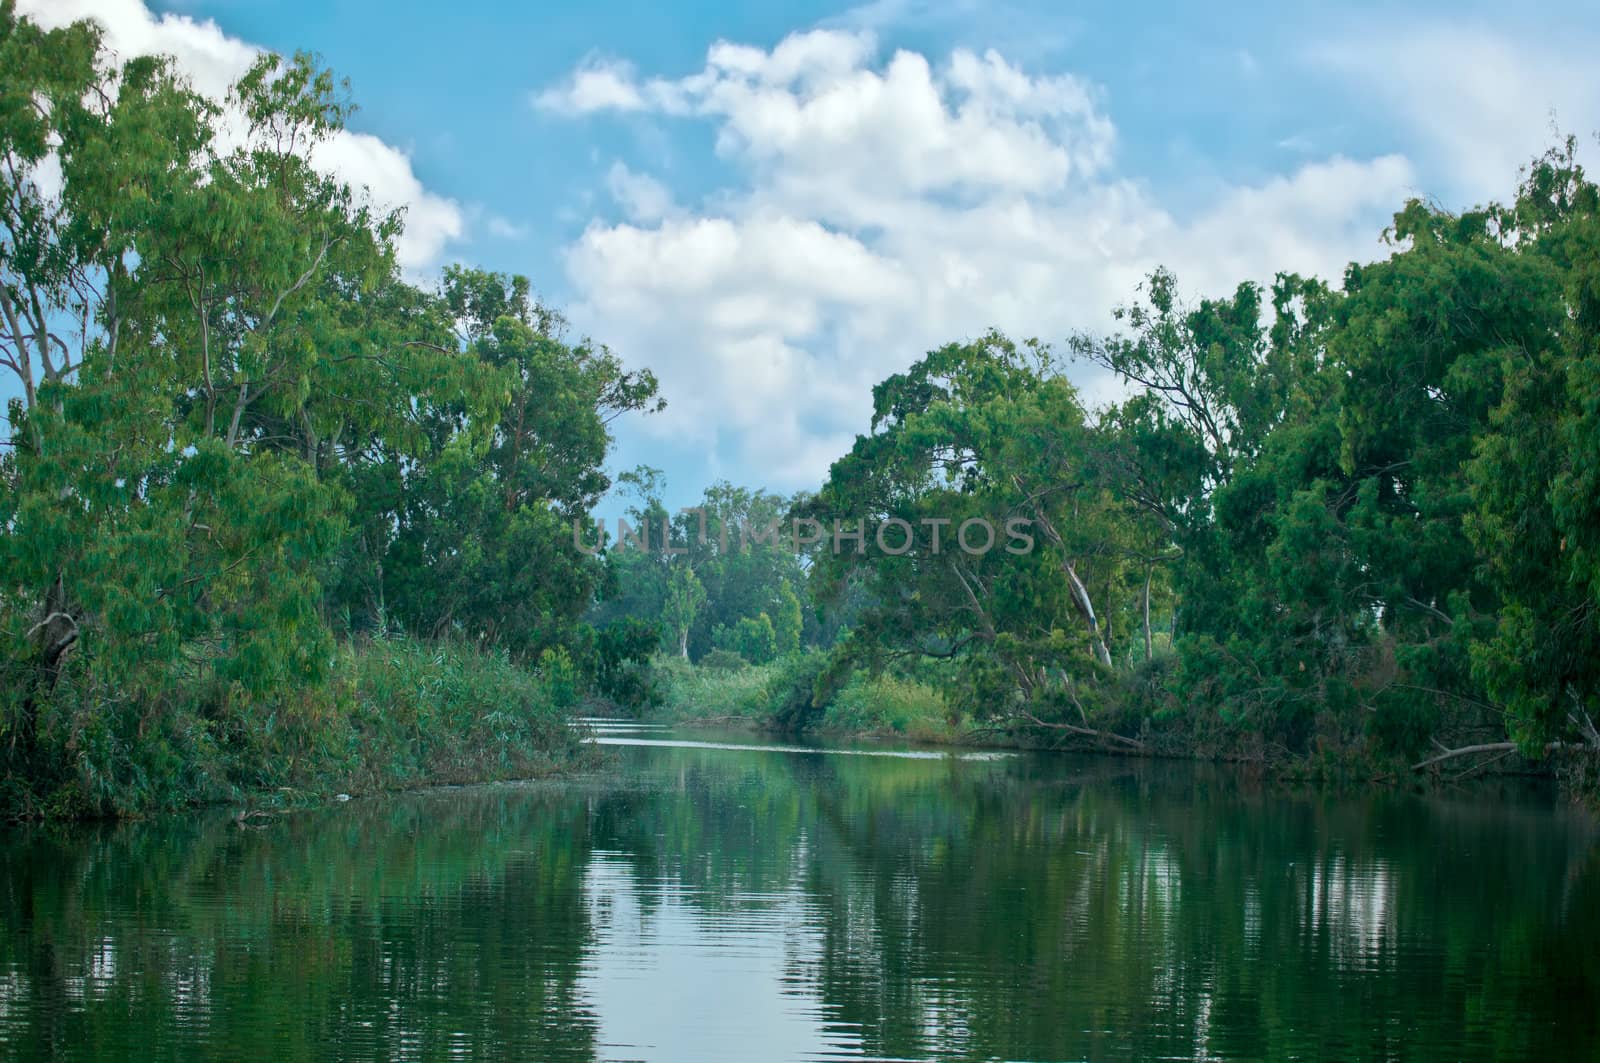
[1310,22,1600,203]
[310,130,463,270]
[539,30,1114,214]
[606,163,677,223]
[542,30,1420,490]
[533,57,650,114]
[19,0,465,273]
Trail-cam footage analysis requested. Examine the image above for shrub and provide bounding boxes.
[713,613,779,665]
[765,651,832,734]
[698,648,748,672]
[1,635,593,819]
[654,655,775,723]
[824,672,951,740]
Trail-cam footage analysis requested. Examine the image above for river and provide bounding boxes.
[2,718,1597,1061]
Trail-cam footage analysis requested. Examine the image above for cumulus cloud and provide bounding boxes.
[532,58,651,114]
[606,163,678,223]
[539,30,1114,213]
[539,29,1420,489]
[19,0,465,273]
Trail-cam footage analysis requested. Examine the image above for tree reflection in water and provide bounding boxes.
[2,730,1597,1061]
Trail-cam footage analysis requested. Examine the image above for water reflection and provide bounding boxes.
[2,722,1598,1061]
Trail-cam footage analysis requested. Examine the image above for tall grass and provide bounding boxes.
[822,673,953,741]
[652,655,779,723]
[2,636,595,819]
[651,653,954,741]
[327,637,595,793]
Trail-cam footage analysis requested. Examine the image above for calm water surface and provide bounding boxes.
[2,719,1598,1061]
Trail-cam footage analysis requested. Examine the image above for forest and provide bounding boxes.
[4,6,1600,817]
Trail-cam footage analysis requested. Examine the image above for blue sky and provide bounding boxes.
[17,0,1600,512]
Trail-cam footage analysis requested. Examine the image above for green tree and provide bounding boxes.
[715,612,778,665]
[662,565,706,660]
[773,581,803,657]
[1466,140,1600,753]
[806,334,1149,741]
[0,7,663,813]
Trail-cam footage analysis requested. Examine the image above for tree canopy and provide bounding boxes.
[0,7,658,813]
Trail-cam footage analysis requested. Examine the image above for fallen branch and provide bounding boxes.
[1014,710,1145,751]
[1410,742,1518,772]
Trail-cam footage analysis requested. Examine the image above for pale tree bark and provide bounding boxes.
[26,573,79,685]
[1011,474,1114,668]
[0,284,39,429]
[1059,555,1113,668]
[1012,709,1145,751]
[1409,742,1519,771]
[225,382,251,449]
[1143,564,1153,661]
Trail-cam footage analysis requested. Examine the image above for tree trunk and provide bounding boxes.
[0,285,40,450]
[1016,490,1113,669]
[226,382,251,449]
[1143,564,1153,661]
[1061,560,1113,668]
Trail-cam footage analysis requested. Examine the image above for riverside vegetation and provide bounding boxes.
[604,145,1600,794]
[5,6,1600,817]
[0,9,654,816]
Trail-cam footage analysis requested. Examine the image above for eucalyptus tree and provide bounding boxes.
[1465,141,1600,756]
[595,473,809,662]
[807,333,1151,737]
[0,6,662,811]
[375,267,661,656]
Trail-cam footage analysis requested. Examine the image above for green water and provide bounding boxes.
[2,720,1598,1062]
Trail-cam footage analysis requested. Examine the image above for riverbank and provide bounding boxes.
[644,655,1600,799]
[1,637,600,821]
[650,654,958,743]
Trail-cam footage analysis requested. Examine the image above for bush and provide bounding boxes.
[824,672,951,740]
[654,655,776,723]
[0,635,594,819]
[698,648,748,672]
[712,614,779,665]
[649,653,951,741]
[338,635,590,792]
[765,651,832,734]
[585,618,661,709]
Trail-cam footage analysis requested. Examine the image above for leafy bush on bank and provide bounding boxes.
[651,651,953,741]
[0,637,594,819]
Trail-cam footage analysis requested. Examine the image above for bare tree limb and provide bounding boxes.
[1410,742,1519,771]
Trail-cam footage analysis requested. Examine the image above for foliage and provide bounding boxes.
[0,635,596,818]
[0,9,654,816]
[660,564,706,659]
[594,474,817,661]
[802,138,1600,781]
[6,4,1600,811]
[652,654,779,723]
[713,612,778,665]
[698,648,749,672]
[822,672,952,741]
